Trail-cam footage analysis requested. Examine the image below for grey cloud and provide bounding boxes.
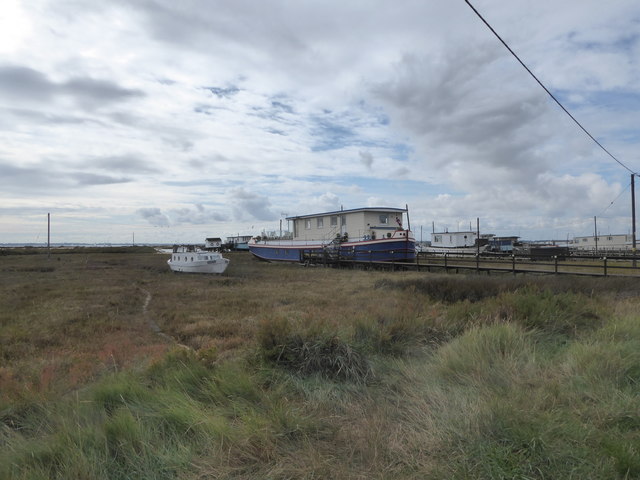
[4,107,105,126]
[204,86,240,98]
[129,1,306,56]
[0,64,145,110]
[373,48,555,176]
[0,162,131,191]
[229,187,278,221]
[91,155,160,174]
[359,151,374,169]
[172,204,229,224]
[137,208,170,227]
[162,136,195,152]
[71,172,131,186]
[0,66,56,101]
[137,205,228,227]
[61,77,145,109]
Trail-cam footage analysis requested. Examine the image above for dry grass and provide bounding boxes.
[0,250,404,402]
[0,251,171,405]
[1,249,640,479]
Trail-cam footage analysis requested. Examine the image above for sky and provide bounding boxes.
[1,0,640,244]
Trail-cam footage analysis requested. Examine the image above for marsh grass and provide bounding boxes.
[2,251,640,478]
[257,317,373,383]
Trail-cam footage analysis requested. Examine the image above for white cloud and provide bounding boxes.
[1,0,640,243]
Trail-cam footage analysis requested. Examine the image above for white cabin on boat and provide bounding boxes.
[205,237,222,250]
[288,207,408,243]
[431,231,477,249]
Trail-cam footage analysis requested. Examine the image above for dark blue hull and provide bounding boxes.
[249,238,416,263]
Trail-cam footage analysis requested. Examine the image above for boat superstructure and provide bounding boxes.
[167,245,230,274]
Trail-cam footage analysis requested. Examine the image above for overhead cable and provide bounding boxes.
[599,181,632,216]
[464,0,637,175]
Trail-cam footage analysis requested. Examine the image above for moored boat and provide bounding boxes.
[167,245,230,273]
[248,207,416,263]
[424,230,487,255]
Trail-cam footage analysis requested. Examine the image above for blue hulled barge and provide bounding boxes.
[248,207,416,264]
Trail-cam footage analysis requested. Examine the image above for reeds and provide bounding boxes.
[2,251,640,478]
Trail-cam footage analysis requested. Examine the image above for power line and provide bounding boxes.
[599,181,631,216]
[464,0,637,175]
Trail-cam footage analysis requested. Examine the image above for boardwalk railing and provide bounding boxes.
[415,251,640,277]
[300,247,640,277]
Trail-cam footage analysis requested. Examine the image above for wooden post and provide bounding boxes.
[47,213,51,260]
[476,217,480,272]
[603,257,608,277]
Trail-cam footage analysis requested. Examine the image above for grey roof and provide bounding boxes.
[286,207,406,221]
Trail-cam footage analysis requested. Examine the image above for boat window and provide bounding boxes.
[305,219,311,229]
[317,217,324,228]
[341,216,346,226]
[379,214,388,224]
[330,215,338,226]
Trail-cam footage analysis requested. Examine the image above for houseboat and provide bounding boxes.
[425,231,487,254]
[248,207,416,263]
[204,237,222,251]
[168,245,230,274]
[225,235,252,251]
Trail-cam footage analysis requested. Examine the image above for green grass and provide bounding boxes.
[2,251,640,478]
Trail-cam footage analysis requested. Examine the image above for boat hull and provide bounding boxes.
[167,248,230,274]
[168,259,229,273]
[249,235,416,263]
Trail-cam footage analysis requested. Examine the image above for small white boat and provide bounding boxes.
[167,245,229,274]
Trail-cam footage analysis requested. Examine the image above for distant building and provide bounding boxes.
[431,231,477,249]
[488,236,520,253]
[572,234,633,251]
[204,237,222,250]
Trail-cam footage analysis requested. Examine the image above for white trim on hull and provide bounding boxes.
[423,246,484,255]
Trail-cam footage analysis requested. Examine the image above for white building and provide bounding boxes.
[431,231,478,249]
[572,234,634,251]
[289,207,408,242]
[204,237,222,250]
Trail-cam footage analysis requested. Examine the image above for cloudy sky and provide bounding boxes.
[1,0,639,244]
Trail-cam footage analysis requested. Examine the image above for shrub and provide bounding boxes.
[375,275,509,303]
[353,314,451,356]
[258,318,373,383]
[432,323,538,393]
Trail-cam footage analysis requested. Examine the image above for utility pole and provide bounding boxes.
[594,216,598,255]
[476,217,480,271]
[47,213,51,260]
[632,173,637,267]
[476,218,480,251]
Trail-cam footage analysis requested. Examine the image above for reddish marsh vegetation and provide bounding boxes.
[1,248,640,479]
